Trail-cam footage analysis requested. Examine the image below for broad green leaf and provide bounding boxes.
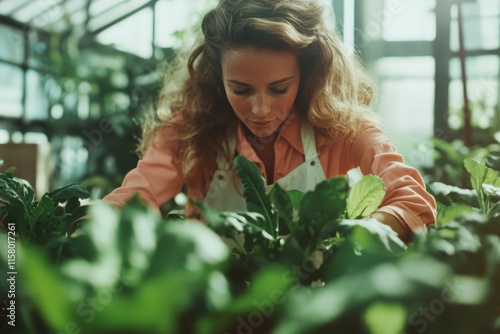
[225,265,290,314]
[0,174,35,206]
[234,156,276,237]
[486,151,500,171]
[364,302,407,334]
[197,265,291,334]
[270,182,294,235]
[0,175,31,239]
[299,177,348,227]
[464,158,500,212]
[193,199,270,237]
[346,175,385,219]
[287,190,305,210]
[273,255,449,334]
[489,201,500,217]
[47,183,90,203]
[431,137,467,167]
[21,247,77,331]
[29,195,54,229]
[88,271,221,334]
[116,197,160,286]
[436,202,476,226]
[429,181,477,206]
[65,196,81,212]
[482,183,500,198]
[146,220,229,278]
[339,218,406,252]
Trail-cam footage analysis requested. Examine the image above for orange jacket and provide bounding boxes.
[103,114,436,232]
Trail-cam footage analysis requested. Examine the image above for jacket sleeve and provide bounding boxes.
[352,125,437,232]
[101,131,184,209]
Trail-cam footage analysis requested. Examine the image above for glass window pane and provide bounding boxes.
[455,0,500,19]
[96,7,153,59]
[89,0,149,32]
[90,0,127,16]
[372,57,435,163]
[0,0,31,15]
[382,0,436,41]
[448,56,499,130]
[450,17,500,52]
[52,136,88,189]
[26,70,49,120]
[0,63,23,118]
[0,24,25,64]
[28,31,50,69]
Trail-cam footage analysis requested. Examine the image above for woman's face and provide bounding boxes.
[221,47,301,138]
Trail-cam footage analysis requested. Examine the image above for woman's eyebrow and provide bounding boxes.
[225,76,294,86]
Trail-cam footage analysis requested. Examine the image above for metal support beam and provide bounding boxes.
[433,0,452,140]
[90,0,157,35]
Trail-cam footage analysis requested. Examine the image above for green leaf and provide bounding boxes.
[464,158,500,213]
[436,202,476,226]
[364,302,407,334]
[20,247,77,331]
[299,177,348,227]
[287,190,305,210]
[485,151,500,171]
[148,220,229,276]
[482,183,500,198]
[489,201,500,217]
[0,174,35,205]
[269,182,294,235]
[194,199,270,236]
[429,182,477,206]
[29,195,54,229]
[431,137,467,167]
[346,175,385,219]
[47,183,90,203]
[339,218,406,253]
[65,196,81,212]
[0,173,33,240]
[234,156,276,237]
[194,199,273,254]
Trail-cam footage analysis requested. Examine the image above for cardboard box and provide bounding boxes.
[0,143,53,199]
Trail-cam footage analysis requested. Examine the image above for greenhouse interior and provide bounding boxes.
[1,0,500,333]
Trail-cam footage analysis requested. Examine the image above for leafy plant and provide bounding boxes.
[0,170,90,262]
[194,156,405,290]
[464,158,500,217]
[2,155,500,334]
[12,196,232,334]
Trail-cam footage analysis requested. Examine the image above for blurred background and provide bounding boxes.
[0,0,498,201]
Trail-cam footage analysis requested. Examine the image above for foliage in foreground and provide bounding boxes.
[0,156,499,334]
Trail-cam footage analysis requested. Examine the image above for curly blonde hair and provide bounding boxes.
[138,0,379,182]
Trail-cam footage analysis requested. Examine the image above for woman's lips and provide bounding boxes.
[248,120,274,128]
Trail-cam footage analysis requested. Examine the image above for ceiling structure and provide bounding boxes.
[0,0,215,58]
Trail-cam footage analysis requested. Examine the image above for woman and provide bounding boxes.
[103,0,436,243]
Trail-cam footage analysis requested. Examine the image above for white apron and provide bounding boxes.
[205,118,326,211]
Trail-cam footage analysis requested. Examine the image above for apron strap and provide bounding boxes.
[216,128,237,170]
[300,118,319,161]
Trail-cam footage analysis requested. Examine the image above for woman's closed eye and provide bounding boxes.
[232,88,251,95]
[271,87,289,94]
[231,86,289,95]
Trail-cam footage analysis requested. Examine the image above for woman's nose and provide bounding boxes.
[251,94,271,117]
